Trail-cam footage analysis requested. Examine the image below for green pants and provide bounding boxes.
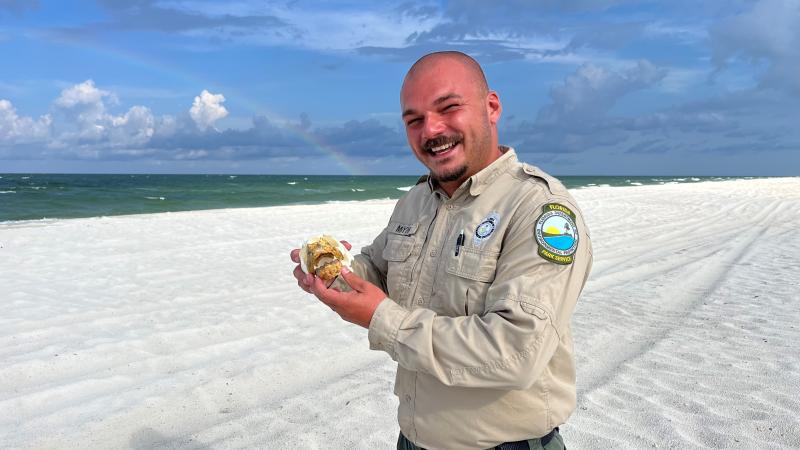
[397,428,565,450]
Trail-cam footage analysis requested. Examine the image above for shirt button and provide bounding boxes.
[405,394,412,402]
[416,297,424,305]
[429,250,437,257]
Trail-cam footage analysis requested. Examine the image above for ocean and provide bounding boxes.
[0,173,756,223]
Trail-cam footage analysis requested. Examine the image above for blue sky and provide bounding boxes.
[1,0,798,175]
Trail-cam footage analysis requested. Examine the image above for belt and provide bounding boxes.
[496,427,559,450]
[397,427,561,450]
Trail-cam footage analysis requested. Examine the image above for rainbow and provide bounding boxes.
[55,37,368,175]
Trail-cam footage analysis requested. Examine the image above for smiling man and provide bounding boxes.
[291,51,593,450]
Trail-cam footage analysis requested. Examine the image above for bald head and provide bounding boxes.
[399,50,503,194]
[403,51,489,96]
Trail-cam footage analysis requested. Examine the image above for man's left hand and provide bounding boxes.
[308,266,386,329]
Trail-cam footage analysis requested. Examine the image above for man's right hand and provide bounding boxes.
[290,240,352,293]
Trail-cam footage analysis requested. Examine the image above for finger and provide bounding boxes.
[296,279,311,293]
[293,265,311,291]
[340,240,352,251]
[290,248,300,263]
[309,275,349,307]
[338,266,367,292]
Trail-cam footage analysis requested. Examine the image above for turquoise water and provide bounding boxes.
[0,173,756,222]
[544,235,575,250]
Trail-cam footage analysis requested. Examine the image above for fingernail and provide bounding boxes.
[306,274,313,284]
[341,266,350,274]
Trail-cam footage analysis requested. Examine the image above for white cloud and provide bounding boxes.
[0,80,165,151]
[54,79,113,109]
[109,105,156,146]
[54,80,119,135]
[189,90,228,131]
[0,99,52,143]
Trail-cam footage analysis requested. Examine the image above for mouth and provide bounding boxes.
[425,137,462,158]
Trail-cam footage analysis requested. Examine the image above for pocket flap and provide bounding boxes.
[446,247,500,282]
[383,236,415,262]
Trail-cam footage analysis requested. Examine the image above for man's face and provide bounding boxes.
[400,59,501,188]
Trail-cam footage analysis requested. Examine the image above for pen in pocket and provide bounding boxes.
[455,230,465,256]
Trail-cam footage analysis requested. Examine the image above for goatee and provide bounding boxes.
[432,164,468,183]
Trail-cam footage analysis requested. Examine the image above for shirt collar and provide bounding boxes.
[425,145,517,199]
[467,145,517,197]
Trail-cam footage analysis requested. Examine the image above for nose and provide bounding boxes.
[421,113,446,140]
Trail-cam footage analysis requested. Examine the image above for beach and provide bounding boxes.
[2,177,799,449]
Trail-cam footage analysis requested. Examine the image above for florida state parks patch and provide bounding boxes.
[534,203,578,265]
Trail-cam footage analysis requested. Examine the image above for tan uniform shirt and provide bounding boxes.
[352,148,593,450]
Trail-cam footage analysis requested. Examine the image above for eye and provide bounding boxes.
[442,103,459,112]
[405,117,421,127]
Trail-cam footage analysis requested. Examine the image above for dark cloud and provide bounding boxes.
[504,84,800,163]
[499,58,798,169]
[53,0,288,37]
[314,119,407,157]
[536,60,667,124]
[362,0,648,60]
[710,0,800,95]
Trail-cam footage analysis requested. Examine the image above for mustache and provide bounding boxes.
[423,134,463,152]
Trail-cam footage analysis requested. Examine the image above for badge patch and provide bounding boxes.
[534,203,578,265]
[473,212,500,246]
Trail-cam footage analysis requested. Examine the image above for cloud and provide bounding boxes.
[54,80,116,128]
[358,0,650,62]
[536,60,667,124]
[502,60,799,164]
[109,105,156,146]
[710,0,800,94]
[497,59,796,158]
[0,81,406,163]
[94,0,287,33]
[0,99,51,143]
[189,90,228,131]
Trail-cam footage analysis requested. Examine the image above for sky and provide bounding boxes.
[0,0,798,176]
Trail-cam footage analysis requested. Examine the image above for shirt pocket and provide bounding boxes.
[382,221,419,302]
[442,247,500,316]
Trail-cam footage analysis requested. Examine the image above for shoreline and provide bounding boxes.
[2,176,795,226]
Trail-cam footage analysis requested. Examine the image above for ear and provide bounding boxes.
[486,90,502,125]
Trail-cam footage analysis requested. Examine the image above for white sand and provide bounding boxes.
[2,178,799,450]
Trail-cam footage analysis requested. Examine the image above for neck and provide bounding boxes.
[436,144,504,197]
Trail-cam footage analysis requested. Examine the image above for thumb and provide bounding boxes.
[339,266,367,291]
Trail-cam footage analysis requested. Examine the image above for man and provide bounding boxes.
[291,51,592,450]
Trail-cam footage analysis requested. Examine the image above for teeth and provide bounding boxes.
[431,142,456,153]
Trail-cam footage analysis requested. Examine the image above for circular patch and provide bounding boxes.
[476,218,496,238]
[473,212,501,246]
[535,204,578,264]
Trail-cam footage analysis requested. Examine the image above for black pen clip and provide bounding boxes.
[455,230,465,256]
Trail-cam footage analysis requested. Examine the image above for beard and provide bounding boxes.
[432,164,468,183]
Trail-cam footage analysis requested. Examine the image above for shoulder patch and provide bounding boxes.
[534,203,578,265]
